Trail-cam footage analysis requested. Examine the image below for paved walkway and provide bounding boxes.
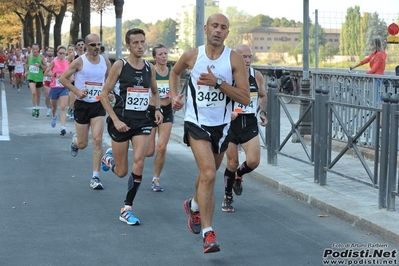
[171,105,399,244]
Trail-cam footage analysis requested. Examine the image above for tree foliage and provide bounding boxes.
[339,6,362,56]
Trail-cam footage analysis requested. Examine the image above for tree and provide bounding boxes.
[160,18,178,49]
[319,43,339,63]
[69,0,82,43]
[249,14,274,27]
[224,6,250,49]
[363,12,388,55]
[339,6,362,56]
[295,18,327,65]
[269,41,293,63]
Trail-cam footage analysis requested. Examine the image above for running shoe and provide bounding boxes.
[203,231,220,253]
[70,110,74,120]
[35,109,40,118]
[233,178,243,196]
[89,176,103,190]
[31,109,36,117]
[17,88,20,93]
[46,108,51,117]
[151,178,164,192]
[70,134,79,157]
[67,107,72,117]
[119,206,140,225]
[221,195,234,212]
[51,115,57,128]
[183,199,201,234]
[60,128,66,136]
[101,148,113,171]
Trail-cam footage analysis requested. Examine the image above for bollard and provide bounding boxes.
[313,86,322,183]
[318,86,329,185]
[267,80,279,165]
[299,78,312,136]
[387,94,399,211]
[379,93,391,209]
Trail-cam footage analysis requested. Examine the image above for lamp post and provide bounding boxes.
[100,2,103,43]
[114,0,124,60]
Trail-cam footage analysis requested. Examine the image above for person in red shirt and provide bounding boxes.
[350,37,386,75]
[0,48,6,82]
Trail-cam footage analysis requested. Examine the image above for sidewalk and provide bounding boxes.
[170,107,399,244]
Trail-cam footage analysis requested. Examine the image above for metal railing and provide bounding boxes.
[262,68,399,211]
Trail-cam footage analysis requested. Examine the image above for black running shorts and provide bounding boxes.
[183,121,230,154]
[228,114,258,145]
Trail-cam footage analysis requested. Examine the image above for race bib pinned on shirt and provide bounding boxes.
[196,83,226,108]
[84,81,103,100]
[125,87,150,111]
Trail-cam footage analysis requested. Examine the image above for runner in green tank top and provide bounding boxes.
[25,43,46,117]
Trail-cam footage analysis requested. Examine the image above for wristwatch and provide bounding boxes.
[215,78,223,89]
[155,107,163,114]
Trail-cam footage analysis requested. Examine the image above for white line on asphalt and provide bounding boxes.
[0,83,10,141]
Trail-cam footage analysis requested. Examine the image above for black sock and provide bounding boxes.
[236,161,254,177]
[224,168,235,196]
[124,173,142,206]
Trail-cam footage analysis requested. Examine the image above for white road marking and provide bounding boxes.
[0,82,10,141]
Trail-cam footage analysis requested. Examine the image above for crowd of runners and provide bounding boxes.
[2,13,268,254]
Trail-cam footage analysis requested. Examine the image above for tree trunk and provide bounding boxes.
[23,12,35,47]
[53,2,68,48]
[35,14,42,47]
[81,0,91,38]
[42,12,53,49]
[69,0,82,43]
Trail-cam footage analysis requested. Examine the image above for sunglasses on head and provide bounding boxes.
[88,42,101,47]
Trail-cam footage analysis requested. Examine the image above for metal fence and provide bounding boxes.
[259,67,399,211]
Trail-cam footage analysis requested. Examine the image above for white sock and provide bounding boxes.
[152,177,159,182]
[202,227,213,237]
[93,171,99,178]
[191,199,199,212]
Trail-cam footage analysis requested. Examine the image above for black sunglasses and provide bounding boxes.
[88,42,101,47]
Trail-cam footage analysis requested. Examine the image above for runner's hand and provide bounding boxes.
[113,119,130,132]
[172,94,184,111]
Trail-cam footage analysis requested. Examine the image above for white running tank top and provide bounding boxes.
[74,54,107,103]
[185,45,233,126]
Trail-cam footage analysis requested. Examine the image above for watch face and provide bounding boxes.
[217,78,222,85]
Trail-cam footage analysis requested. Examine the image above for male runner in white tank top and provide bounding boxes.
[60,33,112,190]
[170,13,250,253]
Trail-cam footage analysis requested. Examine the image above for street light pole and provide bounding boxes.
[100,7,103,43]
[114,0,124,60]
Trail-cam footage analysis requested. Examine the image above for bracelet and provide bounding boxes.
[260,110,267,116]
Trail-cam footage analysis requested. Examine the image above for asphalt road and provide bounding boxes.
[1,81,398,266]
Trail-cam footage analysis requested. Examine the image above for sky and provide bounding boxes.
[61,0,399,32]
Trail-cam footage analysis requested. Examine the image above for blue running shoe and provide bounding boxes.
[119,207,140,225]
[101,147,113,171]
[151,178,164,192]
[51,115,57,128]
